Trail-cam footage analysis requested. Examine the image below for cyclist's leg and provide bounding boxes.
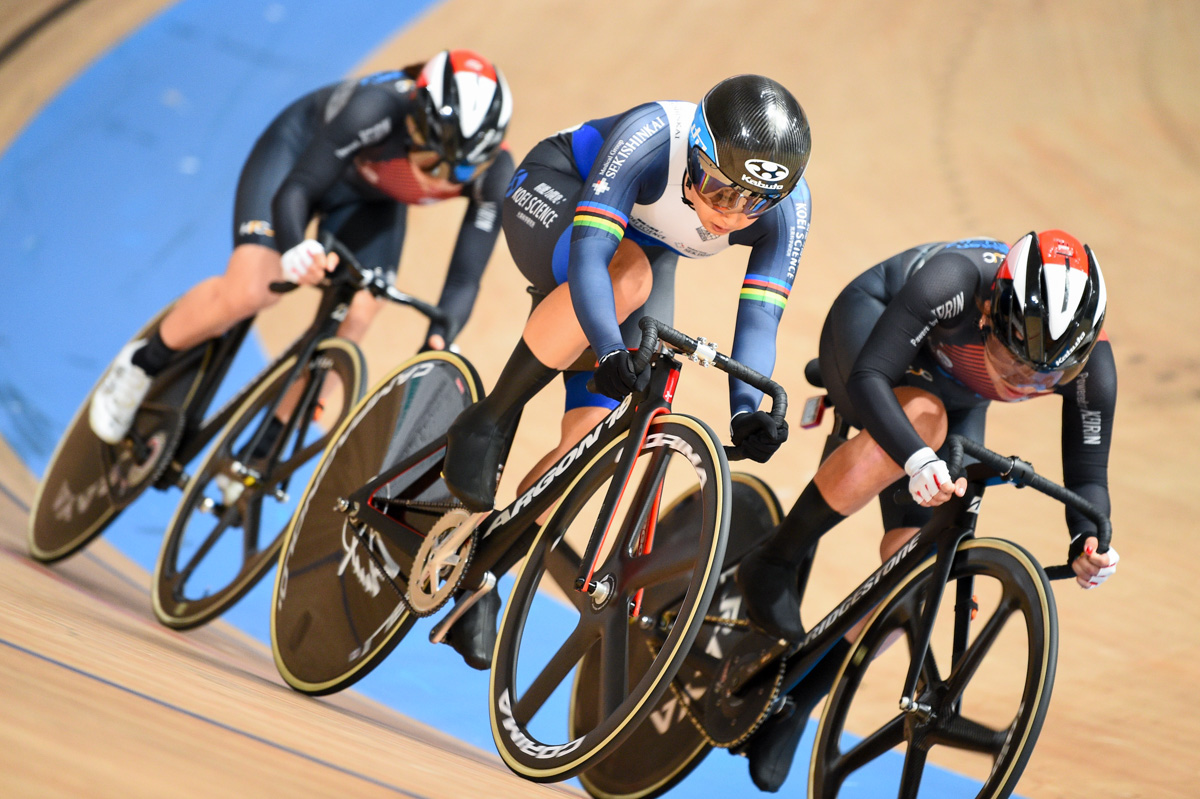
[514,247,675,498]
[443,148,652,511]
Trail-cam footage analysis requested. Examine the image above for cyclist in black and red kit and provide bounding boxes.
[89,49,514,446]
[733,230,1121,792]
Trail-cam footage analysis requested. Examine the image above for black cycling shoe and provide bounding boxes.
[744,637,851,792]
[444,589,501,670]
[735,546,805,641]
[442,402,509,513]
[745,696,807,792]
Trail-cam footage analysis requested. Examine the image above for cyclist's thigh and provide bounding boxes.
[232,99,313,250]
[321,200,408,284]
[502,140,580,293]
[618,246,676,339]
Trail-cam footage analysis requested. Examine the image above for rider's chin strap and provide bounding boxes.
[680,169,696,210]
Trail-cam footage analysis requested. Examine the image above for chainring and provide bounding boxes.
[405,509,481,617]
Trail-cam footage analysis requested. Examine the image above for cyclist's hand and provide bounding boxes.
[593,350,650,401]
[281,239,337,285]
[1070,535,1120,589]
[421,334,447,352]
[730,410,789,463]
[904,446,966,506]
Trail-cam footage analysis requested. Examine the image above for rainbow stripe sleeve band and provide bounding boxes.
[573,201,628,241]
[740,274,790,310]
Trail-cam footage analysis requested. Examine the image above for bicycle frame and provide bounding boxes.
[341,350,689,616]
[771,472,985,711]
[735,430,1111,716]
[147,266,357,488]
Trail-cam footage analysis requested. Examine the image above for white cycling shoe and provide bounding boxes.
[89,340,153,444]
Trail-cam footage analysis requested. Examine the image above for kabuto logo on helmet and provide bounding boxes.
[744,159,789,184]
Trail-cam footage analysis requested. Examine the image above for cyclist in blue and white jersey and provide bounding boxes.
[436,75,813,670]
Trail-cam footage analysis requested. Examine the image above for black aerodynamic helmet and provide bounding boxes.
[686,74,810,217]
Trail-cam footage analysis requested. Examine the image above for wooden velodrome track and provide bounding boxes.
[3,1,1199,796]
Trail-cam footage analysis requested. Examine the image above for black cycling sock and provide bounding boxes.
[763,481,845,566]
[131,328,180,377]
[443,339,558,511]
[478,338,559,431]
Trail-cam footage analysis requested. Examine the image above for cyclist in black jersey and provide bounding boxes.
[435,75,813,670]
[89,49,514,446]
[734,230,1121,792]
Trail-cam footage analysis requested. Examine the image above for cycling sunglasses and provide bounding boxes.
[686,148,783,218]
[982,328,1085,391]
[408,149,491,184]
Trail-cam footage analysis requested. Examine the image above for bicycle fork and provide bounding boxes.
[573,360,679,605]
[897,485,983,720]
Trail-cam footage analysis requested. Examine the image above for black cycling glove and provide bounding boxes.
[592,350,651,401]
[731,410,789,463]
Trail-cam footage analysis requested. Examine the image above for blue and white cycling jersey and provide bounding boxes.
[545,100,813,415]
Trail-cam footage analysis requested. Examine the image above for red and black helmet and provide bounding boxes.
[989,229,1107,379]
[408,49,512,183]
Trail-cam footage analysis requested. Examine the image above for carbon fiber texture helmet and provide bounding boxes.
[409,49,512,183]
[989,229,1106,379]
[686,75,810,217]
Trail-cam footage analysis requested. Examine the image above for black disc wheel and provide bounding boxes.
[809,538,1058,799]
[270,352,483,695]
[490,414,730,782]
[577,473,784,799]
[29,307,209,562]
[152,338,365,629]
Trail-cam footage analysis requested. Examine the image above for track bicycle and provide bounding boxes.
[578,363,1112,799]
[270,316,786,782]
[28,233,445,630]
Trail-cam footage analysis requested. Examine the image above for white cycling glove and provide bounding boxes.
[904,446,951,504]
[280,239,325,283]
[1075,541,1121,589]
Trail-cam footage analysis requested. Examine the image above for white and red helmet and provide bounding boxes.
[989,229,1107,378]
[410,49,512,182]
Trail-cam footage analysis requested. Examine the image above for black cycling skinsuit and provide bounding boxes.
[501,101,811,413]
[819,238,1116,539]
[233,69,514,343]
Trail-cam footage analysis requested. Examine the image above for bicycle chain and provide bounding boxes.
[646,622,785,751]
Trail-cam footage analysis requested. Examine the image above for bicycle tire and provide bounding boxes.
[270,351,483,696]
[490,414,730,782]
[809,538,1058,799]
[576,473,784,799]
[28,307,212,562]
[152,338,366,629]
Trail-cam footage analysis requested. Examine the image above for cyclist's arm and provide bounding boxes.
[429,149,515,344]
[567,105,671,358]
[846,254,982,466]
[1058,336,1117,543]
[726,185,811,416]
[272,85,403,252]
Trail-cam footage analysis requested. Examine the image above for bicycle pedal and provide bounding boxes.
[429,572,497,644]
